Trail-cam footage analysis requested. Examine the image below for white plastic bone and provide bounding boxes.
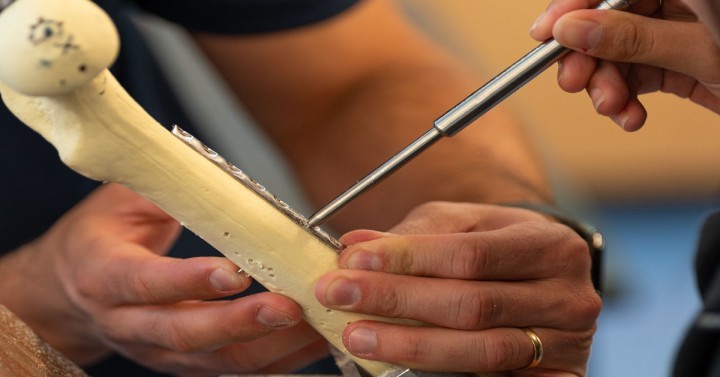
[0,0,406,375]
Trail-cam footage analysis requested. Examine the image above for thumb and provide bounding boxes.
[553,9,718,79]
[81,183,180,255]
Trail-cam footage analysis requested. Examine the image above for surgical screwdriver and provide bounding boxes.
[307,0,640,228]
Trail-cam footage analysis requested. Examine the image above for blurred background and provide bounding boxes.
[133,1,720,376]
[396,2,720,376]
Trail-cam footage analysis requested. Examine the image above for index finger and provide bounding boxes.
[530,0,660,41]
[531,0,602,41]
[339,221,590,281]
[379,202,546,236]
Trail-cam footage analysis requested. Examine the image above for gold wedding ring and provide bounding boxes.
[522,327,543,369]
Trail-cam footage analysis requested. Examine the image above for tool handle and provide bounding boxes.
[433,0,640,136]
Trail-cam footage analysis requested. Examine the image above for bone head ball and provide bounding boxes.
[0,0,119,95]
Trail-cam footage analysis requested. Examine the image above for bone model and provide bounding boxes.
[0,2,513,376]
[0,0,410,375]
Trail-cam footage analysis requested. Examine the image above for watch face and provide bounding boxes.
[0,0,119,96]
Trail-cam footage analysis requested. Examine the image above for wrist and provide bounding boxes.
[2,238,111,365]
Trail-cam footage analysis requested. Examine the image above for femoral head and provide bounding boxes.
[0,0,119,96]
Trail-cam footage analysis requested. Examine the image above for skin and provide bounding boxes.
[0,184,328,376]
[191,0,553,231]
[317,203,599,375]
[529,0,720,131]
[0,0,601,375]
[682,0,720,43]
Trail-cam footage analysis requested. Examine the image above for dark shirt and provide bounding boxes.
[0,1,356,375]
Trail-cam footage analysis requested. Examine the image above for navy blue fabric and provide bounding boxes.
[0,1,192,255]
[136,0,359,34]
[0,1,355,375]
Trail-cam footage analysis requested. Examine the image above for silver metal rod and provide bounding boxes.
[434,41,564,136]
[307,129,443,227]
[435,0,639,136]
[308,0,639,227]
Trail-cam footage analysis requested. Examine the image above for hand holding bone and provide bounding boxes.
[318,203,601,375]
[0,183,329,374]
[0,0,408,375]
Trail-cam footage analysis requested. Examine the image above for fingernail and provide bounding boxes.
[611,113,630,129]
[339,230,392,247]
[557,60,565,83]
[529,11,546,34]
[347,327,377,355]
[325,279,361,307]
[209,267,246,291]
[590,88,605,110]
[555,16,603,50]
[256,305,296,329]
[345,251,382,271]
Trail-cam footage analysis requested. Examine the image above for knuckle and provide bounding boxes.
[449,290,501,330]
[450,237,494,279]
[568,229,591,254]
[571,326,598,353]
[70,254,109,302]
[552,328,596,368]
[411,201,448,216]
[393,248,416,275]
[574,289,603,324]
[373,285,407,318]
[607,22,655,60]
[558,284,602,329]
[397,201,453,234]
[514,220,553,241]
[129,269,160,303]
[391,333,429,364]
[478,333,523,370]
[401,344,424,364]
[401,202,443,225]
[73,270,102,301]
[549,225,593,275]
[559,227,591,260]
[164,320,201,352]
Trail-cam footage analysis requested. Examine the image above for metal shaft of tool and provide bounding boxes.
[307,129,443,227]
[307,0,639,227]
[435,0,638,137]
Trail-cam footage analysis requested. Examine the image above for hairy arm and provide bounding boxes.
[191,0,551,231]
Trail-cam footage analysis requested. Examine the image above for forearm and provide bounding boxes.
[192,0,552,231]
[292,60,552,231]
[0,244,42,323]
[0,243,59,338]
